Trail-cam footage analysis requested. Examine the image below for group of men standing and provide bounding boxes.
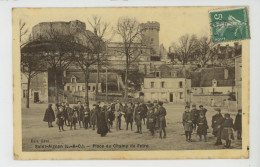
[182,104,242,149]
[43,100,167,138]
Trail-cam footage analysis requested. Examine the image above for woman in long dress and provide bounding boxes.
[43,104,55,128]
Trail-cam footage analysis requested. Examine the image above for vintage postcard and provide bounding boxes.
[13,7,250,159]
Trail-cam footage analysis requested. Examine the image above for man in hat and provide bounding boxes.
[153,100,159,130]
[199,105,207,116]
[190,104,199,132]
[182,105,193,142]
[158,101,167,138]
[139,102,148,125]
[90,104,98,130]
[146,103,155,136]
[77,101,84,128]
[134,102,143,134]
[212,108,224,145]
[125,102,134,131]
[114,100,122,130]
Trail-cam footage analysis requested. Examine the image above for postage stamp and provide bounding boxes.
[209,7,250,43]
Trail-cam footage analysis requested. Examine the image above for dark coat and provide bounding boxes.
[234,113,242,131]
[77,105,84,121]
[146,108,155,129]
[154,105,159,129]
[56,111,65,126]
[182,111,192,132]
[190,109,199,122]
[71,110,78,124]
[97,109,109,136]
[83,108,90,123]
[212,113,224,137]
[197,117,208,135]
[90,108,98,125]
[125,106,134,123]
[221,118,234,140]
[134,106,142,126]
[43,107,55,122]
[139,103,148,118]
[158,106,167,128]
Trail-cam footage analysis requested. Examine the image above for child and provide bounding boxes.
[197,113,209,142]
[182,105,193,142]
[221,113,234,149]
[234,109,242,140]
[56,106,65,132]
[70,106,78,130]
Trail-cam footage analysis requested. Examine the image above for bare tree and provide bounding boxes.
[171,34,198,65]
[195,36,217,68]
[115,17,143,99]
[74,52,97,106]
[19,20,29,49]
[87,16,114,97]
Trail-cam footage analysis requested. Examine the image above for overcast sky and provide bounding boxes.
[17,7,233,49]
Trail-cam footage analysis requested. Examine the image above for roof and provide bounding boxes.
[145,64,188,78]
[191,67,235,87]
[64,71,118,84]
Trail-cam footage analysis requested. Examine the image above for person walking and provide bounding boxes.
[70,106,78,130]
[43,104,55,128]
[182,105,193,142]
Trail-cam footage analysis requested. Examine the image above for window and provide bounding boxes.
[179,81,183,88]
[200,88,203,94]
[71,77,76,83]
[151,82,154,88]
[224,69,229,79]
[78,86,81,91]
[155,71,160,77]
[88,86,91,90]
[67,86,70,91]
[180,92,183,99]
[171,71,177,77]
[212,79,217,87]
[93,86,95,91]
[161,81,165,88]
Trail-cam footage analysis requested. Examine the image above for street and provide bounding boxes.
[22,102,242,151]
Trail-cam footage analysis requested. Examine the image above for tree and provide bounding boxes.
[195,36,217,68]
[74,52,97,106]
[87,16,113,97]
[115,17,143,100]
[171,34,198,65]
[19,19,29,49]
[22,25,90,103]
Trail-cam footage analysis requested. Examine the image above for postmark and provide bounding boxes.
[209,7,250,43]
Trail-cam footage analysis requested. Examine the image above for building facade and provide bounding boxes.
[142,65,191,103]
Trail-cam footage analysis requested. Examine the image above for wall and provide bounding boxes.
[192,86,234,95]
[143,78,191,103]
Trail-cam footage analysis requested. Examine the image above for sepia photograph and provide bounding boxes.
[12,7,249,159]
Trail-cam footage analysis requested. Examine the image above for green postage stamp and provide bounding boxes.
[209,7,250,43]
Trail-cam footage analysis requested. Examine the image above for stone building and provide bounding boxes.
[234,55,242,109]
[142,65,191,103]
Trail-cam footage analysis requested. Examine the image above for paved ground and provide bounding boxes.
[22,102,242,151]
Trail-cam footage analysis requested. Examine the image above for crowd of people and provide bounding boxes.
[43,100,242,148]
[182,104,242,149]
[43,100,167,138]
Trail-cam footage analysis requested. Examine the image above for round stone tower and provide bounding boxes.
[140,21,160,55]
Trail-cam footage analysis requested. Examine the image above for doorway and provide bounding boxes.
[169,93,173,102]
[34,92,39,103]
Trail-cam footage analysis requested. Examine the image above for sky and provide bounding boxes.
[16,7,232,49]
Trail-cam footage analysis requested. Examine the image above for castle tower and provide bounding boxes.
[140,21,160,55]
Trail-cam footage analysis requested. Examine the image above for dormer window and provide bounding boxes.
[71,76,77,83]
[212,79,217,87]
[171,71,177,77]
[155,71,160,78]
